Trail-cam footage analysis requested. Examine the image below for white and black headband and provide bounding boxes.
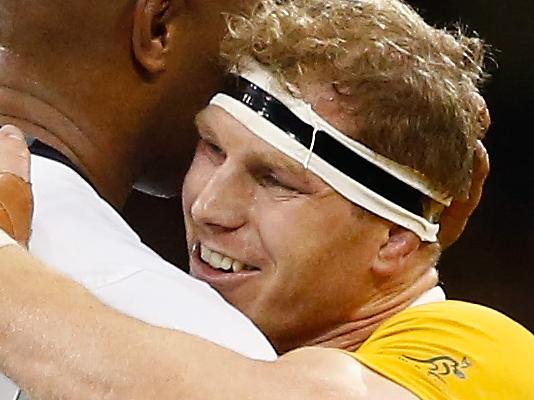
[209,61,452,242]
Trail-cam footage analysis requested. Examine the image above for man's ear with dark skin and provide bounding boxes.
[132,0,184,73]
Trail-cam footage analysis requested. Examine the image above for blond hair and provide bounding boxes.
[221,0,489,196]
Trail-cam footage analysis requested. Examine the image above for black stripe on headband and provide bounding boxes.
[222,76,426,217]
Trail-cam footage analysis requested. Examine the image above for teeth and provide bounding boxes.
[221,257,233,271]
[200,244,252,273]
[232,261,245,273]
[200,245,212,261]
[209,252,223,266]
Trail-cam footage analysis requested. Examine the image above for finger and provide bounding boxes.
[472,92,491,138]
[438,141,490,248]
[474,140,490,179]
[0,173,33,246]
[0,125,31,182]
[467,140,490,206]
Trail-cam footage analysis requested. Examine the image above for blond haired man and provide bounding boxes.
[0,0,532,399]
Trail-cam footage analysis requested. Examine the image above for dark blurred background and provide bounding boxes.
[123,0,534,331]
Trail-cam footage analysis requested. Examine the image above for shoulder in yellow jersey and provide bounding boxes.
[348,301,534,400]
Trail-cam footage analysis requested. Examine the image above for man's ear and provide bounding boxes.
[372,227,420,277]
[132,0,179,73]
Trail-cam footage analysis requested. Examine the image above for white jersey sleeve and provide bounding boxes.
[28,155,276,361]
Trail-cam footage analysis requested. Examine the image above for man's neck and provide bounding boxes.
[300,266,439,353]
[0,83,132,208]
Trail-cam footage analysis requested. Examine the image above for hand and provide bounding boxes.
[0,125,33,247]
[438,140,489,249]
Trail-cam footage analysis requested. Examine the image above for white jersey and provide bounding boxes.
[0,155,276,399]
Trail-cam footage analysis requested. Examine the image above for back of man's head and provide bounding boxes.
[0,1,137,130]
[0,0,247,202]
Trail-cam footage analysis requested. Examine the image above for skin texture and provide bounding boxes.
[0,8,491,390]
[0,127,30,182]
[184,106,438,353]
[0,0,246,207]
[0,100,488,399]
[0,246,417,400]
[182,76,490,353]
[0,126,419,400]
[0,1,494,399]
[0,1,491,397]
[0,126,32,245]
[437,141,489,248]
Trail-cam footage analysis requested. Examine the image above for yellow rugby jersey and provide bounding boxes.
[349,301,534,399]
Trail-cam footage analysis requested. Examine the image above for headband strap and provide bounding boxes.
[223,77,426,217]
[209,61,448,241]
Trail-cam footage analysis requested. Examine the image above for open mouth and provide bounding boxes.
[199,243,260,274]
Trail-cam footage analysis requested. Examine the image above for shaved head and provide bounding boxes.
[0,0,250,204]
[0,0,131,58]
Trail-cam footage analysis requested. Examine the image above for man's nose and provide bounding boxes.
[190,164,250,232]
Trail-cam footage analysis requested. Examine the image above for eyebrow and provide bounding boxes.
[250,148,311,179]
[194,112,209,133]
[194,113,220,142]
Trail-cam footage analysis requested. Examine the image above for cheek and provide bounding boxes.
[251,200,370,331]
[257,199,358,274]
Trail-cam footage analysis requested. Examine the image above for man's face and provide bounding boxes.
[183,105,391,352]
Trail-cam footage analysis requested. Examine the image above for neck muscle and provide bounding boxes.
[301,267,439,352]
[0,82,132,208]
